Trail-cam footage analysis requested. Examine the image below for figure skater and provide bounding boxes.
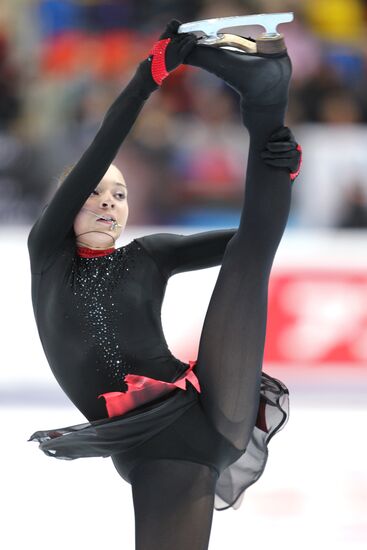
[28,19,302,550]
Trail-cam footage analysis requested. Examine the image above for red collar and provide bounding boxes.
[76,246,116,258]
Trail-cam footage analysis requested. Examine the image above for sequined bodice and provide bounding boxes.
[70,246,136,388]
[29,237,191,420]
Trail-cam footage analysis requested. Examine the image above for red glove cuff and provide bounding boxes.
[290,144,302,182]
[148,38,171,85]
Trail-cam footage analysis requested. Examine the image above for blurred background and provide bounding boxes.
[1,1,367,549]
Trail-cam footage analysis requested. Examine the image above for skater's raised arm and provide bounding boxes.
[136,229,237,277]
[27,61,160,267]
[28,20,197,271]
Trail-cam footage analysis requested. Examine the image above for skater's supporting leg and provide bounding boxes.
[187,47,292,450]
[129,459,217,550]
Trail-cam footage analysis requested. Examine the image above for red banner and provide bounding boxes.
[265,270,367,364]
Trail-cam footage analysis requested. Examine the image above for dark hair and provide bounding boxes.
[55,162,125,192]
[56,163,77,189]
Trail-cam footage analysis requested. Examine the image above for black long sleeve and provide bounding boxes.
[136,229,237,278]
[28,59,158,272]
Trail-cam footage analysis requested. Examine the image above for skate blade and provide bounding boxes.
[178,12,294,39]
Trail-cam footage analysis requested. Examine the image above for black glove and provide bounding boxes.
[147,19,197,84]
[261,126,302,183]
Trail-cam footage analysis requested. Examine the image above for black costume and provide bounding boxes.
[28,35,295,550]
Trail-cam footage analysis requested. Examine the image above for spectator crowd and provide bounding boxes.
[1,0,367,228]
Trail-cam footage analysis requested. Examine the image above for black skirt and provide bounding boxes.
[29,371,289,511]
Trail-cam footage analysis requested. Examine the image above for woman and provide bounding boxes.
[28,19,301,550]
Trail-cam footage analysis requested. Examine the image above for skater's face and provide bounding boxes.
[73,164,129,249]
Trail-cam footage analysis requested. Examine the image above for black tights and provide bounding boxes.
[130,460,217,550]
[128,50,292,550]
[195,104,291,451]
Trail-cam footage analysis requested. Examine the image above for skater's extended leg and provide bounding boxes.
[185,46,292,450]
[129,459,217,550]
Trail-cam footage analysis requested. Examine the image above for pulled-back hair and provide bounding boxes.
[56,162,77,189]
[55,162,122,192]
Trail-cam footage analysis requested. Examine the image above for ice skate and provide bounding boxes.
[178,12,293,55]
[183,42,292,109]
[180,13,293,107]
